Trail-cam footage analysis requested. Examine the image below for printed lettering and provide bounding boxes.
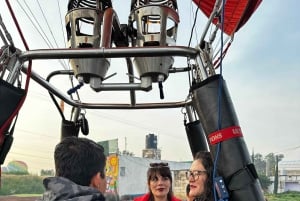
[209,126,243,145]
[209,133,223,143]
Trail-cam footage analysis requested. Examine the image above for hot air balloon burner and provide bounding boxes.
[65,0,112,89]
[129,0,179,86]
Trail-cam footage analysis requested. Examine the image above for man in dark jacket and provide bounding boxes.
[38,137,107,201]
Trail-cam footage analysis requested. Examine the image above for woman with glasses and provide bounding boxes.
[134,162,181,201]
[187,151,213,201]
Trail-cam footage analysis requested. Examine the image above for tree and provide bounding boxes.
[258,174,273,193]
[265,153,284,176]
[253,153,266,175]
[0,174,44,195]
[40,169,55,176]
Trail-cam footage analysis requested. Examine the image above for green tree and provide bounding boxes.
[0,174,44,195]
[40,169,55,176]
[265,153,284,176]
[258,174,272,192]
[253,153,266,175]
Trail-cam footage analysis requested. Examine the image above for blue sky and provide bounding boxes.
[221,0,300,161]
[0,0,299,173]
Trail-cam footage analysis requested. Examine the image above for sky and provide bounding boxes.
[0,0,299,174]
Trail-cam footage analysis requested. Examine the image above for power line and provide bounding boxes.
[274,145,300,154]
[8,151,52,160]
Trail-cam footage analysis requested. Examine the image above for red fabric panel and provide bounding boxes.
[235,0,262,33]
[192,0,262,35]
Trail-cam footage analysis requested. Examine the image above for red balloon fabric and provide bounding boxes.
[192,0,262,35]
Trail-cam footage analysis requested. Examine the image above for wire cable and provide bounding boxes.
[213,0,226,200]
[35,0,69,70]
[16,0,52,48]
[188,6,200,48]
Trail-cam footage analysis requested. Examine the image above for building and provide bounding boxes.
[142,134,161,160]
[277,160,300,192]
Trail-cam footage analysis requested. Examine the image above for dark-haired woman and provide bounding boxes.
[187,151,213,201]
[134,163,181,201]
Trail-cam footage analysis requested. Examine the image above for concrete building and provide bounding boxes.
[142,133,161,160]
[277,160,300,192]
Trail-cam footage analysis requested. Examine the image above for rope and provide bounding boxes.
[213,0,226,200]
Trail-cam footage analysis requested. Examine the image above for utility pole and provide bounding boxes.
[273,155,279,194]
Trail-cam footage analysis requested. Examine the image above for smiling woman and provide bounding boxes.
[134,162,182,201]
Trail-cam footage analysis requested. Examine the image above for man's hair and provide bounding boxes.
[54,136,106,186]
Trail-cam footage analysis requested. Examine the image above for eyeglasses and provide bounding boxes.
[186,170,207,180]
[149,162,169,168]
